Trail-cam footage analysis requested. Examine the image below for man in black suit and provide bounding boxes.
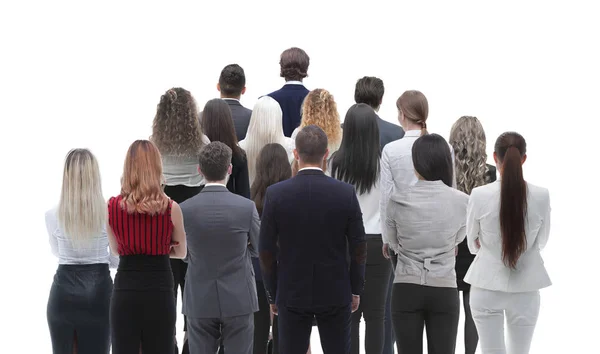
[259,125,367,354]
[354,76,405,151]
[217,64,252,141]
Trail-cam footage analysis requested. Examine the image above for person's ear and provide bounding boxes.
[323,149,329,161]
[293,149,299,161]
[241,87,246,95]
[522,154,527,165]
[216,83,221,92]
[198,166,203,176]
[228,164,233,175]
[493,152,498,165]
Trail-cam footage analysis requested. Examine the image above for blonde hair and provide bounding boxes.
[300,89,342,149]
[120,140,170,214]
[244,96,287,183]
[58,149,106,247]
[449,116,489,195]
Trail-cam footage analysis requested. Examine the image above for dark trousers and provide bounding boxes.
[278,304,351,354]
[460,290,478,354]
[391,283,459,354]
[382,253,397,354]
[351,237,391,354]
[254,280,271,354]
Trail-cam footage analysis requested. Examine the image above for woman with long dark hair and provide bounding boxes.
[330,103,389,354]
[251,143,292,354]
[46,149,117,354]
[385,134,468,354]
[201,98,250,198]
[465,132,551,354]
[448,116,496,354]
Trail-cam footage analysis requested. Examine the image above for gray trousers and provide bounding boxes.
[187,314,254,354]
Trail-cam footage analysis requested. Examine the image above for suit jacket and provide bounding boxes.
[267,84,310,137]
[226,152,251,199]
[259,169,367,309]
[224,99,252,141]
[181,185,260,318]
[376,114,405,151]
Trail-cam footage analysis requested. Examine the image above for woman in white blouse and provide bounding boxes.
[239,96,295,186]
[465,132,551,354]
[46,148,117,354]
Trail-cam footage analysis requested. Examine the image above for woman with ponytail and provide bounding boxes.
[464,132,551,354]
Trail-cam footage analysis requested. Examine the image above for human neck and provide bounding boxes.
[404,121,423,131]
[220,95,241,100]
[285,78,303,83]
[298,163,323,171]
[205,179,228,185]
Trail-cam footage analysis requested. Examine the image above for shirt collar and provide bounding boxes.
[285,80,304,85]
[404,129,422,137]
[298,167,323,172]
[205,183,227,188]
[222,97,240,102]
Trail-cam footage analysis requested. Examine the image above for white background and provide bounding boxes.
[1,0,598,353]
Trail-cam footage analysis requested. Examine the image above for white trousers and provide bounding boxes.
[469,287,540,354]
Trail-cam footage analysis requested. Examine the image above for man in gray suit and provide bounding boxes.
[180,141,260,354]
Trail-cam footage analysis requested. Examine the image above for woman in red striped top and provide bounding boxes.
[106,140,187,354]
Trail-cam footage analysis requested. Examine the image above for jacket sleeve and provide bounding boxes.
[536,191,551,250]
[346,190,367,296]
[236,154,251,199]
[380,147,394,244]
[466,191,481,254]
[259,188,278,304]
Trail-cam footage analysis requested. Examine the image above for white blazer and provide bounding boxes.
[464,180,552,292]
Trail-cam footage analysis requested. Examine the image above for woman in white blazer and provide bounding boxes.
[465,132,551,354]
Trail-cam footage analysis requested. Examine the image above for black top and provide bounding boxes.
[226,151,251,199]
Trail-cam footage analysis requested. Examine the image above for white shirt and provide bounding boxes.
[162,134,211,187]
[205,183,227,188]
[285,81,304,85]
[464,181,552,292]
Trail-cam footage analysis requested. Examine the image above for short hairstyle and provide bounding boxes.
[199,141,233,182]
[354,77,385,109]
[295,125,328,165]
[412,134,454,187]
[219,64,246,97]
[280,47,310,81]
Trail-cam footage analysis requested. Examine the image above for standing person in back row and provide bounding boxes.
[216,64,253,141]
[267,47,310,137]
[259,125,367,354]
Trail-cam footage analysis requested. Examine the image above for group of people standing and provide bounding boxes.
[45,47,552,354]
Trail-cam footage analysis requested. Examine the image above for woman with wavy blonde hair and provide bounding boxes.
[46,148,117,354]
[107,140,187,354]
[449,116,496,354]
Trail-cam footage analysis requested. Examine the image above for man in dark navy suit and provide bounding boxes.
[216,64,253,141]
[259,125,367,354]
[267,47,310,137]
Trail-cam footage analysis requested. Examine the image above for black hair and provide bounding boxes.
[354,77,384,109]
[219,64,246,97]
[412,133,454,187]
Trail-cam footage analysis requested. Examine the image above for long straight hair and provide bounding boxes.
[201,99,244,160]
[331,103,380,194]
[495,132,528,269]
[251,144,292,216]
[58,149,106,247]
[411,134,454,187]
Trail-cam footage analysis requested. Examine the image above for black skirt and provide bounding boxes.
[47,263,113,354]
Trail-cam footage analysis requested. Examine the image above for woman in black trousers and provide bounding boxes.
[449,116,496,354]
[330,104,391,354]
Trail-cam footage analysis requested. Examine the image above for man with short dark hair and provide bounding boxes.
[217,64,252,141]
[354,76,405,151]
[259,125,367,354]
[181,141,260,354]
[267,47,311,137]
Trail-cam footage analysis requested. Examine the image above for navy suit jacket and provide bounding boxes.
[376,114,405,150]
[267,84,310,137]
[259,169,367,308]
[224,99,252,141]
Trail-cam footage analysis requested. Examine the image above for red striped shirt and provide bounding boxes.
[108,195,173,256]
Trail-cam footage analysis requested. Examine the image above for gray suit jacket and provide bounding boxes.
[180,185,260,318]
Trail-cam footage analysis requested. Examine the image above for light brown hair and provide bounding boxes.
[397,90,429,136]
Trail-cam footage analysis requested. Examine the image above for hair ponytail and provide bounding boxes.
[495,133,528,269]
[396,90,429,136]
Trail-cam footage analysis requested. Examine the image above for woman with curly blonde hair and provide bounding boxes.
[449,116,496,354]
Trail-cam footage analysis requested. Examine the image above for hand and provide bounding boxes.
[270,304,278,316]
[351,295,360,313]
[382,243,390,259]
[475,238,481,249]
[455,247,458,256]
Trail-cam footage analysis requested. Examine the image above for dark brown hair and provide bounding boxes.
[279,47,310,81]
[295,125,328,165]
[495,132,528,269]
[219,64,246,97]
[201,99,244,160]
[251,143,292,215]
[396,90,429,136]
[354,77,384,109]
[198,142,233,182]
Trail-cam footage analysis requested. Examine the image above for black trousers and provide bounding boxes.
[382,252,397,354]
[278,304,351,354]
[460,290,478,354]
[391,283,459,354]
[351,237,391,354]
[47,264,113,354]
[254,280,272,354]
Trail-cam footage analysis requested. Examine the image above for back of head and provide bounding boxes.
[198,141,233,183]
[301,89,341,146]
[251,143,292,215]
[411,133,453,187]
[219,64,246,98]
[449,116,489,195]
[246,96,285,181]
[397,90,429,136]
[280,47,310,81]
[120,140,169,215]
[201,98,243,158]
[354,76,385,110]
[332,103,381,194]
[494,131,528,269]
[58,148,106,246]
[151,87,203,157]
[295,125,328,165]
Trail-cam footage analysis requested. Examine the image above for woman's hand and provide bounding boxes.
[382,243,390,259]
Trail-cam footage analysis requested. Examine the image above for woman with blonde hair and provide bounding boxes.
[150,87,209,352]
[239,96,295,186]
[46,148,117,354]
[449,116,496,354]
[107,140,187,354]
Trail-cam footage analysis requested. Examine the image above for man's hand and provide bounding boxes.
[270,304,278,316]
[351,295,360,313]
[382,243,390,259]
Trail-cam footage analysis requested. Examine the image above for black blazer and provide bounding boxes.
[259,169,367,308]
[226,152,251,199]
[377,115,405,151]
[225,99,252,142]
[455,163,497,291]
